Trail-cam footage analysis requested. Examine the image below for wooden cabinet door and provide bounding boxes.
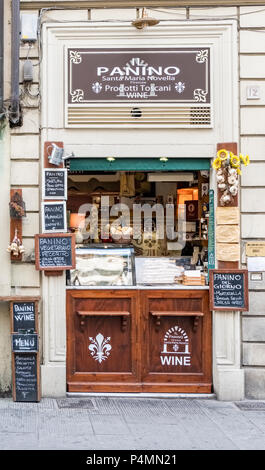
[140,290,212,393]
[66,290,141,392]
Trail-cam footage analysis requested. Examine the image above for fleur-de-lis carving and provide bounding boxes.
[127,57,148,67]
[193,88,207,102]
[70,51,82,64]
[196,50,208,63]
[88,333,112,363]
[70,89,84,103]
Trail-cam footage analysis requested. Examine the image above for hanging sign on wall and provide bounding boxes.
[35,233,75,271]
[42,169,67,200]
[12,301,36,332]
[209,269,249,311]
[67,47,210,104]
[42,201,67,233]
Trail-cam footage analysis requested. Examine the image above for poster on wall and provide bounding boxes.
[67,47,211,104]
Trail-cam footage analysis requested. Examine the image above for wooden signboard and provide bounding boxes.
[209,269,249,311]
[42,201,67,233]
[10,299,40,402]
[42,169,67,200]
[35,233,75,271]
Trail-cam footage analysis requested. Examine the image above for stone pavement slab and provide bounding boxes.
[0,397,264,450]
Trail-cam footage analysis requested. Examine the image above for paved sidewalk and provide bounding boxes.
[0,396,265,450]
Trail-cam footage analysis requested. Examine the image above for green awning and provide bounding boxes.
[69,158,210,172]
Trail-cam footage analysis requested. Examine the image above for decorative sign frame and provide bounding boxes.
[209,269,249,311]
[35,233,76,271]
[67,47,211,104]
[42,201,67,233]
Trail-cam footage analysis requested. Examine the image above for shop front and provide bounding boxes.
[65,160,212,393]
[38,19,245,400]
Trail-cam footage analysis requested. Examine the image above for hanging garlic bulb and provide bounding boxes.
[229,185,238,196]
[7,228,24,256]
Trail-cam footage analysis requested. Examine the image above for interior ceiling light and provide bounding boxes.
[106,157,116,162]
[132,8,160,30]
[160,157,168,162]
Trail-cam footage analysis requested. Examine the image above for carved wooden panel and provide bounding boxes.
[66,289,141,392]
[141,290,212,393]
[66,289,212,393]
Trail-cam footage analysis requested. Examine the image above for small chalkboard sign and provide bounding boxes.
[12,333,38,353]
[42,201,67,233]
[35,233,75,271]
[42,169,67,200]
[12,301,36,332]
[14,354,39,402]
[209,269,248,311]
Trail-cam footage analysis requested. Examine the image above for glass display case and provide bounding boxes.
[68,245,135,286]
[135,257,190,285]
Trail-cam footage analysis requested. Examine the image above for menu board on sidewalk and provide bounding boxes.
[209,269,248,311]
[14,354,39,402]
[35,233,75,271]
[10,299,40,402]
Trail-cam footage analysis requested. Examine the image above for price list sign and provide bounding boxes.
[209,269,249,311]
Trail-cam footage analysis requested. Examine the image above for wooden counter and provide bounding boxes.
[66,288,212,393]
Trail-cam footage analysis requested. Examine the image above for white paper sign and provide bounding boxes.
[247,257,265,272]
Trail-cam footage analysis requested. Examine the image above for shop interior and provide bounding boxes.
[66,169,210,287]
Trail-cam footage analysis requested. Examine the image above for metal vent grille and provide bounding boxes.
[66,105,212,128]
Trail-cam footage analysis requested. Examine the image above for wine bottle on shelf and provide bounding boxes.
[195,253,203,271]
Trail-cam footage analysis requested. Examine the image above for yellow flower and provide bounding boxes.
[217,149,229,161]
[212,158,222,170]
[240,154,250,166]
[230,153,241,168]
[237,168,242,175]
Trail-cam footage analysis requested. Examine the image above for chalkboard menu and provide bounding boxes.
[12,301,36,332]
[35,233,75,270]
[42,201,67,233]
[10,299,40,402]
[12,333,38,353]
[209,269,248,311]
[42,169,67,200]
[14,354,39,402]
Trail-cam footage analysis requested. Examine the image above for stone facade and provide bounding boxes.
[1,2,265,399]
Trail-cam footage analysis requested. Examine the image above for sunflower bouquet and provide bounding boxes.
[212,149,250,206]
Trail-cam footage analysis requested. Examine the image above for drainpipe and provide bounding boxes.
[9,0,22,127]
[0,0,4,119]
